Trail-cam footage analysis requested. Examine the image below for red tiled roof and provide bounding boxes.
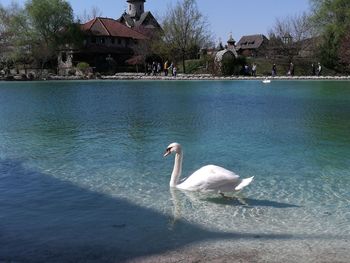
[80,17,148,40]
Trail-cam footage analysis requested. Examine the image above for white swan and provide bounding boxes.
[164,143,254,194]
[262,78,271,83]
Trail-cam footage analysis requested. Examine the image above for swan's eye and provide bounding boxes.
[166,147,171,152]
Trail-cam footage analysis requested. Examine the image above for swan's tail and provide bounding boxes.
[235,176,254,191]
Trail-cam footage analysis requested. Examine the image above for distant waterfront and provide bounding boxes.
[2,73,350,81]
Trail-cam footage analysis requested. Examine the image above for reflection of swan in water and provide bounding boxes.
[168,188,182,228]
[169,188,300,227]
[164,143,254,196]
[168,189,249,227]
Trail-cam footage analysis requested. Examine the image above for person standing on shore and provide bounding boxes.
[157,62,162,75]
[172,65,177,77]
[317,62,322,76]
[289,62,294,76]
[164,61,169,76]
[146,63,152,75]
[312,63,316,76]
[152,61,157,76]
[169,62,174,76]
[252,63,257,77]
[272,64,277,77]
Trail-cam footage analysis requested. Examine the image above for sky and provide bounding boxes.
[1,0,311,43]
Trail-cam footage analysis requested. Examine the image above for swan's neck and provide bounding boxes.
[170,151,183,187]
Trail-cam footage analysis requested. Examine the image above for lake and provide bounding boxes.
[0,80,349,262]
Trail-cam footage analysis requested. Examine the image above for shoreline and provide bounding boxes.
[1,73,350,81]
[102,73,350,81]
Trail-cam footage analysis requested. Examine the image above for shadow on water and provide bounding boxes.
[0,159,333,262]
[204,196,301,208]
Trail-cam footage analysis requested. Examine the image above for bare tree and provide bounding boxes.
[78,6,103,23]
[271,13,313,41]
[161,0,213,73]
[268,12,314,60]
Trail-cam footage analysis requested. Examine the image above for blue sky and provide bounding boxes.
[2,0,311,43]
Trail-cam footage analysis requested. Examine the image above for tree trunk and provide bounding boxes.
[182,51,186,74]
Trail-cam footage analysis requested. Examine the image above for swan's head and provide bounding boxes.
[163,142,182,157]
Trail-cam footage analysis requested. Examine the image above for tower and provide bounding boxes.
[227,33,236,50]
[127,0,145,18]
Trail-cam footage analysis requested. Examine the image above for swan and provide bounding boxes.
[262,78,271,83]
[163,143,254,194]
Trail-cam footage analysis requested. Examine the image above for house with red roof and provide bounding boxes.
[58,0,161,75]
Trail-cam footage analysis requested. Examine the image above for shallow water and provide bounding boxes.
[0,80,349,262]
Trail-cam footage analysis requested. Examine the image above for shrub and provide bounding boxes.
[221,56,247,76]
[76,62,90,75]
[185,59,204,74]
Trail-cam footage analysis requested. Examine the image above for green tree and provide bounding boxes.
[0,0,78,74]
[25,0,75,69]
[26,0,74,45]
[310,0,350,71]
[161,0,213,73]
[338,31,350,73]
[0,3,32,73]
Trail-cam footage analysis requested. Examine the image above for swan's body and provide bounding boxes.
[164,143,254,193]
[262,78,271,83]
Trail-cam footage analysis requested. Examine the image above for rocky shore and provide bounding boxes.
[2,72,350,81]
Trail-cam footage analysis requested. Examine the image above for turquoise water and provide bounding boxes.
[0,80,349,262]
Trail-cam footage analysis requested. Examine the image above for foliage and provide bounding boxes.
[219,56,247,76]
[338,30,350,73]
[220,57,236,76]
[184,59,205,74]
[0,3,31,72]
[161,0,213,73]
[310,0,350,71]
[0,0,79,74]
[76,62,90,74]
[26,0,74,45]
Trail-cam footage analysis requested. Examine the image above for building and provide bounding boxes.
[236,34,269,57]
[58,0,161,75]
[214,36,238,75]
[118,0,161,36]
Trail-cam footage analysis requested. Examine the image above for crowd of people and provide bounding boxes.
[145,61,177,77]
[145,60,323,77]
[242,62,323,77]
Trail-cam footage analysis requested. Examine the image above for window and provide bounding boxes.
[118,38,122,45]
[111,38,115,44]
[91,37,96,43]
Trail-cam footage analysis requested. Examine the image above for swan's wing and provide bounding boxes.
[177,165,240,192]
